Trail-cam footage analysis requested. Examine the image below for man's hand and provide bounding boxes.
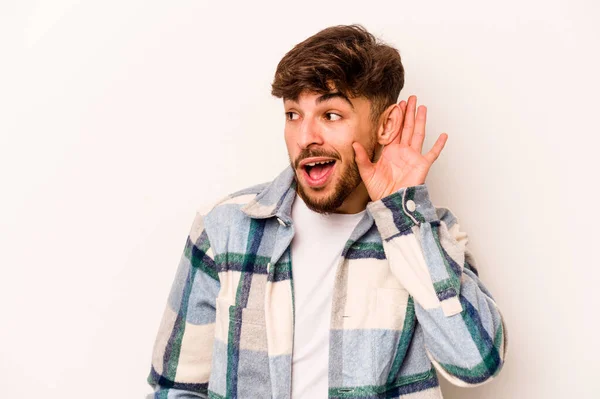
[352,95,448,202]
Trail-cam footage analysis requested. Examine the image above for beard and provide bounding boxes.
[296,160,361,214]
[291,138,378,215]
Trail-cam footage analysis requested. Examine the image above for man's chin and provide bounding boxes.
[296,181,345,214]
[292,163,362,214]
[298,195,337,214]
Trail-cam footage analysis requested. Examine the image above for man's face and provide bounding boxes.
[284,89,378,214]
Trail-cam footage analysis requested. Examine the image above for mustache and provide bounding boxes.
[294,148,340,169]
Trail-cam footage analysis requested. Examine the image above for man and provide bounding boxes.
[146,24,507,399]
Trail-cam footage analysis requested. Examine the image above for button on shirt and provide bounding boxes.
[290,194,366,398]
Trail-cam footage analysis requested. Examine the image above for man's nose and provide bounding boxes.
[297,117,324,149]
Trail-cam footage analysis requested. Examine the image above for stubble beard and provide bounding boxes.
[292,139,377,215]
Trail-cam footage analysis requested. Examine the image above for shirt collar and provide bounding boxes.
[240,165,297,225]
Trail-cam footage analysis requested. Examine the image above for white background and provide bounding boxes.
[1,1,599,398]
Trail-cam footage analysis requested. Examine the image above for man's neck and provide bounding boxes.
[334,182,370,214]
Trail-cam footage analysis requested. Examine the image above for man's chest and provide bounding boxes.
[205,214,432,398]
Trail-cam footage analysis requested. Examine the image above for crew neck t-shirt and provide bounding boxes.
[290,193,366,398]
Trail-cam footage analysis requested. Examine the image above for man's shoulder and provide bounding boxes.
[191,179,273,251]
[196,179,271,218]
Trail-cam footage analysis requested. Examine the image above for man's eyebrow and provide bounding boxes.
[316,92,355,110]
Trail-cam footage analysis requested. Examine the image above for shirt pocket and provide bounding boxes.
[215,296,268,350]
[372,287,411,382]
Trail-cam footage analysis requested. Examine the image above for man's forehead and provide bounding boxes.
[284,91,356,110]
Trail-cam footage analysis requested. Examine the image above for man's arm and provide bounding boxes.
[367,184,508,387]
[146,211,220,398]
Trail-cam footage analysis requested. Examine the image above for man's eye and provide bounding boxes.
[285,112,299,121]
[325,113,342,121]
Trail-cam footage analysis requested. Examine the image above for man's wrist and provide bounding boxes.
[366,184,438,239]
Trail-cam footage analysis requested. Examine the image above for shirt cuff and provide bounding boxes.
[366,184,438,238]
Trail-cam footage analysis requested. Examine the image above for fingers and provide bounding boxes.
[400,101,407,116]
[424,133,448,164]
[394,100,407,145]
[400,96,416,147]
[412,105,427,153]
[352,141,375,181]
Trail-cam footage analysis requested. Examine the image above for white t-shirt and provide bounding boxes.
[290,193,366,398]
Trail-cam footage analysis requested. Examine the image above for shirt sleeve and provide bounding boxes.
[366,184,508,387]
[146,211,220,398]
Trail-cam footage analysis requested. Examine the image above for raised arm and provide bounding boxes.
[367,184,507,387]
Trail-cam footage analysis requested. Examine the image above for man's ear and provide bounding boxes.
[376,103,402,145]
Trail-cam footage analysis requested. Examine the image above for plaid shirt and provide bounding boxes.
[147,165,507,398]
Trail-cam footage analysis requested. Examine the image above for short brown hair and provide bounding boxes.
[271,24,404,124]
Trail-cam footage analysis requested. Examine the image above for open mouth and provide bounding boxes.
[302,160,336,188]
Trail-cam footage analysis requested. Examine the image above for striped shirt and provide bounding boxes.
[146,165,508,398]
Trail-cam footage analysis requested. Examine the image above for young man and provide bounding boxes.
[147,24,507,399]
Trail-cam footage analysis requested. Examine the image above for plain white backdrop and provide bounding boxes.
[1,1,599,398]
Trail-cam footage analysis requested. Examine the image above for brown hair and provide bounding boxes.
[271,24,404,125]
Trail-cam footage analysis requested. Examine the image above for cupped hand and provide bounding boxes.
[352,95,448,202]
